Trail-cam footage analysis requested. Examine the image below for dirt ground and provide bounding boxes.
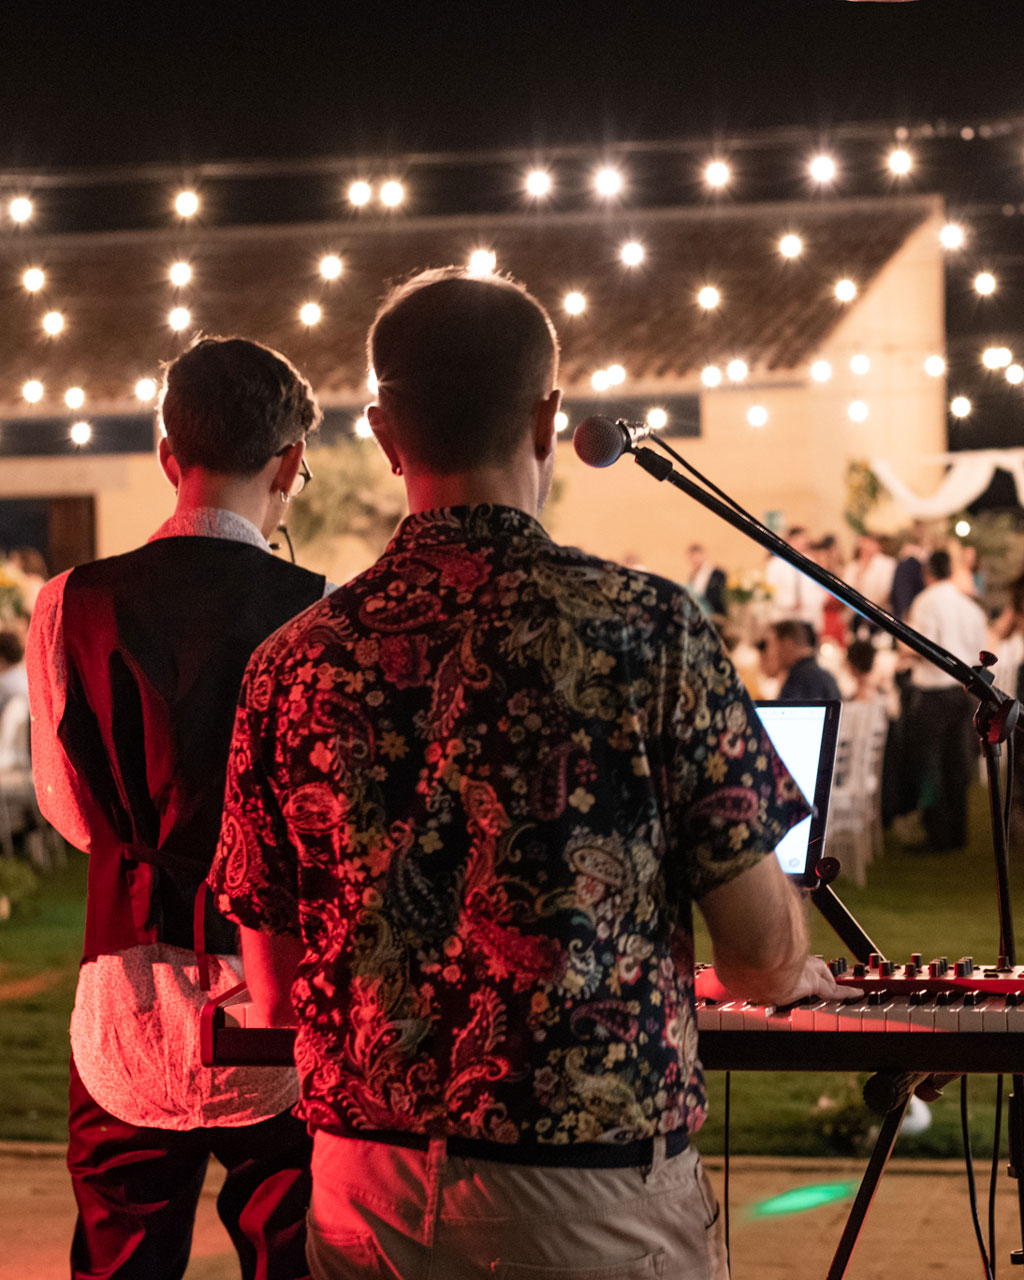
[5,1141,1022,1278]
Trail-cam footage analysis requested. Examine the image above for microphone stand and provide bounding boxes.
[618,438,1022,1276]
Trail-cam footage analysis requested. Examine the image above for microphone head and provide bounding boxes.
[573,415,627,468]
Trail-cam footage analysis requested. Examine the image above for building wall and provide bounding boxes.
[548,211,947,583]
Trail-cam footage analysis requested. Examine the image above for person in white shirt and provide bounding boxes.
[904,549,988,851]
[764,526,827,634]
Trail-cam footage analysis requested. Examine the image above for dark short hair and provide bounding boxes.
[771,619,816,648]
[159,336,321,475]
[846,639,876,677]
[368,268,559,473]
[927,549,953,581]
[0,630,24,665]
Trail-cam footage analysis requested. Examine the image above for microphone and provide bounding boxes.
[572,416,653,468]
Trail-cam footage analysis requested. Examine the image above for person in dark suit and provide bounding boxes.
[759,620,842,701]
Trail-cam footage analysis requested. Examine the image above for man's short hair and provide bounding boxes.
[368,268,559,473]
[771,619,816,648]
[846,639,876,677]
[927,549,953,581]
[159,336,321,475]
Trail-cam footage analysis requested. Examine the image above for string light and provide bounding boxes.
[319,254,343,280]
[379,181,404,207]
[810,360,833,382]
[835,279,857,303]
[974,272,996,296]
[924,355,946,377]
[726,359,748,382]
[887,149,912,175]
[354,414,373,439]
[348,180,372,206]
[950,395,972,417]
[299,302,322,325]
[70,421,92,445]
[704,160,730,189]
[174,190,199,218]
[606,364,626,385]
[563,291,586,315]
[593,167,623,197]
[64,387,85,409]
[939,223,965,250]
[22,380,43,403]
[982,346,1012,369]
[647,408,668,430]
[169,261,192,287]
[620,241,644,266]
[168,306,191,331]
[135,377,157,401]
[9,196,33,222]
[850,354,871,375]
[697,285,720,309]
[554,411,569,433]
[42,311,64,335]
[747,405,768,428]
[847,400,869,423]
[955,519,971,537]
[22,267,44,292]
[1007,365,1024,385]
[779,234,803,258]
[591,369,610,391]
[467,248,497,276]
[809,154,837,183]
[701,365,722,388]
[525,170,552,197]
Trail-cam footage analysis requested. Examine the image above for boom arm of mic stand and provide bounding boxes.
[630,442,1020,961]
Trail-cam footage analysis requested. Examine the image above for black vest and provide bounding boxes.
[58,536,326,959]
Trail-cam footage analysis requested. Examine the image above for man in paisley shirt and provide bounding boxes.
[209,269,851,1279]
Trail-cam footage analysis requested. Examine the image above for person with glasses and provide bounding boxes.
[27,335,332,1280]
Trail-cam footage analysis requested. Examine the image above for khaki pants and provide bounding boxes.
[307,1130,728,1279]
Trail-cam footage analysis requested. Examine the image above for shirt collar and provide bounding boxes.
[386,504,551,552]
[148,507,273,552]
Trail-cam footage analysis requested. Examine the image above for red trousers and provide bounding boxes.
[68,1056,312,1280]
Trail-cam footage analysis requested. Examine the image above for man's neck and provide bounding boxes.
[173,472,268,535]
[402,468,540,518]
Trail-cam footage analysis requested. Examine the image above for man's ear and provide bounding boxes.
[158,436,181,492]
[367,404,402,474]
[533,388,561,459]
[270,441,303,497]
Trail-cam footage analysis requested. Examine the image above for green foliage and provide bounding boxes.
[844,460,887,536]
[287,440,406,558]
[0,858,39,921]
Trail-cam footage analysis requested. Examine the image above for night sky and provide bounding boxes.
[1,1,1022,169]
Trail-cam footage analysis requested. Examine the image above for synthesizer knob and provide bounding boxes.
[928,961,942,977]
[852,963,867,979]
[879,961,895,977]
[940,956,949,972]
[904,962,918,978]
[910,953,923,967]
[868,953,881,970]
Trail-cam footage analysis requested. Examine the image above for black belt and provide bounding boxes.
[334,1127,689,1169]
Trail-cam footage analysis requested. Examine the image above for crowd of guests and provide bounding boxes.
[688,523,1016,855]
[0,548,46,727]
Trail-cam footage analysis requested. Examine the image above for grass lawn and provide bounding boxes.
[1,782,1022,1159]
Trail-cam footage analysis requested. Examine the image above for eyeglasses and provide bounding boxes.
[274,441,313,497]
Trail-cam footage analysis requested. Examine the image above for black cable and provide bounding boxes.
[269,523,296,563]
[723,1070,731,1272]
[961,1076,995,1279]
[989,1075,1004,1271]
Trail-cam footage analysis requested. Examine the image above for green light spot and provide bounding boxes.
[747,1181,858,1219]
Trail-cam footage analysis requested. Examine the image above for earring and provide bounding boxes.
[392,463,402,476]
[280,491,290,505]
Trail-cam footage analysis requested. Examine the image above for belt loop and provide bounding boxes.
[643,1134,666,1183]
[423,1137,447,1249]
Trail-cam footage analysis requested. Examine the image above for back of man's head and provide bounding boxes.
[368,268,559,474]
[159,336,321,475]
[772,619,815,652]
[0,630,24,668]
[927,548,953,581]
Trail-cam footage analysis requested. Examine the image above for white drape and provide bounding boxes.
[870,449,1024,517]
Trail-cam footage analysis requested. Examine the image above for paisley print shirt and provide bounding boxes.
[209,505,808,1146]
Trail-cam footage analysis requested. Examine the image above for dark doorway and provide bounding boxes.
[0,496,95,574]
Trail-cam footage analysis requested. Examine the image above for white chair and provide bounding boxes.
[825,698,890,887]
[0,695,63,867]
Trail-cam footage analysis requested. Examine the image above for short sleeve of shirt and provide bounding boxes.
[664,598,810,900]
[207,674,301,938]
